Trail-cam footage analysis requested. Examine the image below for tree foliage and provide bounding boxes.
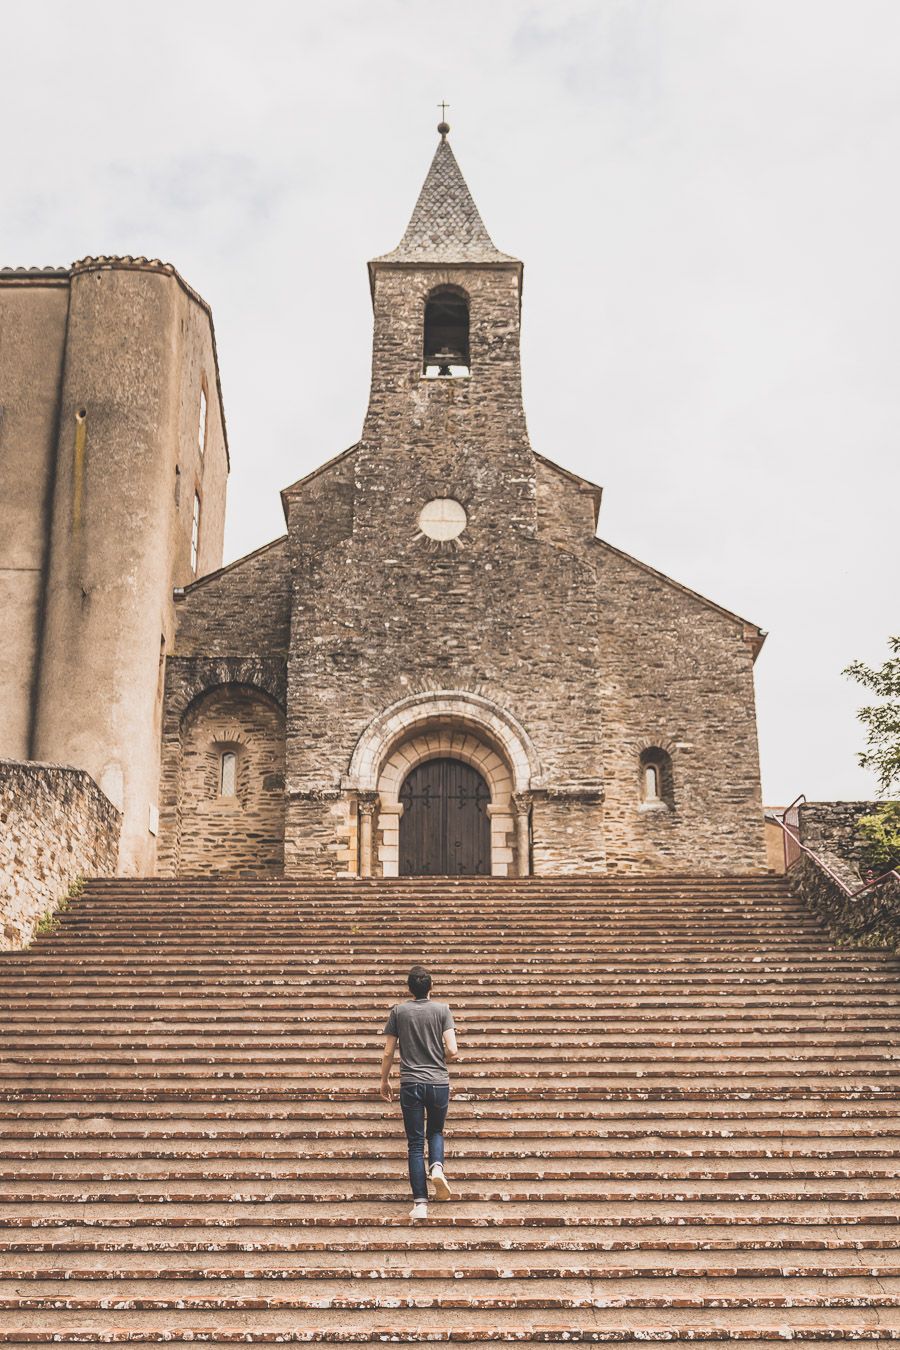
[843,636,900,794]
[856,801,900,876]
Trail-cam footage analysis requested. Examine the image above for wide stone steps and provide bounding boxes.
[2,874,899,1346]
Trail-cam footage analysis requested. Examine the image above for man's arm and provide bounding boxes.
[443,1028,459,1063]
[380,1035,397,1102]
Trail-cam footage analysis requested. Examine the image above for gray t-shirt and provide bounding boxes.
[383,999,455,1084]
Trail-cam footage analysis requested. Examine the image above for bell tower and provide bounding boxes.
[355,122,536,541]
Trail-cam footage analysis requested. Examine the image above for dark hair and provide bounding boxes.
[408,965,432,999]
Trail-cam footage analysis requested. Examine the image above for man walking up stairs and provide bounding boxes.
[380,963,458,1220]
[0,874,899,1345]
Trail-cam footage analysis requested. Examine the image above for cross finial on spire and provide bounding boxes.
[437,101,450,138]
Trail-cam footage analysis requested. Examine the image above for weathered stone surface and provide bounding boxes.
[154,135,768,879]
[2,872,899,1341]
[157,660,287,877]
[0,760,119,948]
[788,799,900,954]
[799,799,893,888]
[0,139,770,882]
[174,538,291,658]
[0,258,229,876]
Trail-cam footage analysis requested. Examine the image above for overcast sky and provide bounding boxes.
[3,0,897,805]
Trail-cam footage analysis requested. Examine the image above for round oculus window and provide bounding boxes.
[417,497,467,541]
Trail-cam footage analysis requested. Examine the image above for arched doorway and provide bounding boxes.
[346,691,543,877]
[399,758,491,876]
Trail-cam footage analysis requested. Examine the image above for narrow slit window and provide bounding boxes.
[220,751,237,797]
[644,764,660,800]
[198,388,207,456]
[191,492,201,575]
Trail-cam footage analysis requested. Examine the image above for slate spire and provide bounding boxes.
[374,126,517,265]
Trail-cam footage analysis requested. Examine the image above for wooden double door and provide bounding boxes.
[398,757,491,876]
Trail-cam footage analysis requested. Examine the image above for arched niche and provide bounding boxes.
[175,683,286,875]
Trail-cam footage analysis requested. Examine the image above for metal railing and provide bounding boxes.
[767,795,900,938]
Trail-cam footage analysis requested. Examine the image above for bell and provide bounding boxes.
[430,345,464,376]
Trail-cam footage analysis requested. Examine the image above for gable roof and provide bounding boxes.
[533,451,604,532]
[593,536,767,660]
[279,443,360,519]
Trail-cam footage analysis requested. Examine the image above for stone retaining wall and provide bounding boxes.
[799,800,893,889]
[789,799,900,954]
[0,761,120,949]
[789,850,900,954]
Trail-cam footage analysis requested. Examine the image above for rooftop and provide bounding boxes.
[373,127,518,266]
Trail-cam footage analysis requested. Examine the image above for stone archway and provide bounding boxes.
[345,691,541,878]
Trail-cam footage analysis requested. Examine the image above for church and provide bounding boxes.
[0,125,767,880]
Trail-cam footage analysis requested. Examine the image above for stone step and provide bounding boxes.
[16,959,882,975]
[4,1048,896,1068]
[2,1272,900,1308]
[5,1089,895,1106]
[12,998,890,1015]
[3,1107,895,1128]
[12,970,893,987]
[5,1034,895,1051]
[4,1182,898,1203]
[3,1335,900,1349]
[3,1219,899,1250]
[4,1012,896,1030]
[6,1249,900,1276]
[1,1328,896,1346]
[3,1209,895,1231]
[1,873,896,1345]
[4,1153,898,1180]
[6,1121,899,1141]
[4,1064,898,1086]
[5,1140,897,1160]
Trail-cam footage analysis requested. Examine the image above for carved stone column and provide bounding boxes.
[357,793,379,879]
[512,792,533,878]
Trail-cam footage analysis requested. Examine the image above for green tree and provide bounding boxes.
[856,802,900,875]
[844,636,900,794]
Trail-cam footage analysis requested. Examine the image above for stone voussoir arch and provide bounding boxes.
[345,692,542,879]
[345,690,542,795]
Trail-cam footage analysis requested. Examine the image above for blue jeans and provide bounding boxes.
[399,1081,450,1200]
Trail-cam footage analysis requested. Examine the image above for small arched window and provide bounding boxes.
[198,387,208,456]
[423,288,470,378]
[219,750,237,798]
[639,747,675,810]
[191,492,201,575]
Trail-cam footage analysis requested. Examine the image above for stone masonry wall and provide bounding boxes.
[596,542,766,873]
[157,659,287,876]
[789,842,900,956]
[0,760,120,948]
[174,685,286,875]
[798,800,891,888]
[276,258,766,876]
[175,537,292,657]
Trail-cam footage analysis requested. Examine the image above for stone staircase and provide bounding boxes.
[0,873,899,1346]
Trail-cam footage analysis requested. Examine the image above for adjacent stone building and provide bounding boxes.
[1,127,768,879]
[0,257,228,874]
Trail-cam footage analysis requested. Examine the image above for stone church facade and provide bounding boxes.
[0,129,767,879]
